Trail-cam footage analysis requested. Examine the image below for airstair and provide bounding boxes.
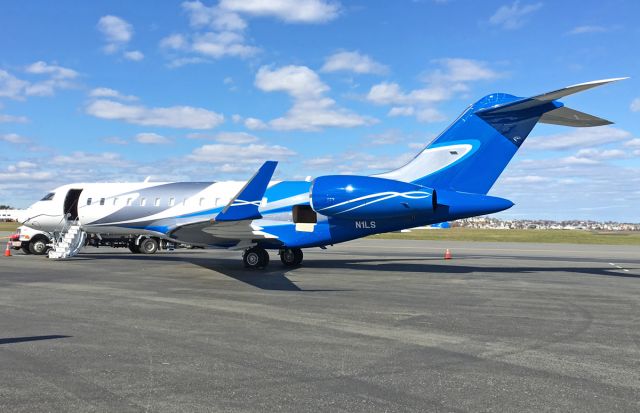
[48,219,86,260]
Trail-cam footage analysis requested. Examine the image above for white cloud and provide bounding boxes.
[369,129,402,145]
[1,63,78,99]
[0,113,28,123]
[183,0,247,31]
[427,58,501,83]
[489,1,542,30]
[25,61,78,79]
[321,51,389,75]
[52,151,128,167]
[574,148,627,160]
[557,156,600,166]
[215,131,259,144]
[0,170,53,181]
[160,34,188,50]
[567,25,608,35]
[103,136,129,145]
[367,58,500,122]
[526,127,632,150]
[123,50,144,61]
[244,117,267,130]
[624,138,640,148]
[98,15,133,54]
[502,175,552,184]
[187,143,296,163]
[219,0,340,23]
[253,65,376,131]
[388,106,415,117]
[416,107,447,123]
[160,2,259,65]
[85,99,224,129]
[89,87,138,101]
[135,132,171,144]
[186,131,259,144]
[191,31,259,58]
[0,133,29,144]
[630,98,640,112]
[161,0,340,66]
[0,70,28,99]
[256,65,328,97]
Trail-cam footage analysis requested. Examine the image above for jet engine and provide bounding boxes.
[310,175,436,219]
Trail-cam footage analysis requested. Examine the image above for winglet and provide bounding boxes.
[215,161,277,222]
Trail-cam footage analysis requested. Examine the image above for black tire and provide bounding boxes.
[29,236,50,255]
[243,247,269,269]
[21,242,32,255]
[140,238,159,254]
[128,242,141,253]
[280,248,303,267]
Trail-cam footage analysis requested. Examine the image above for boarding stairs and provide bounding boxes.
[48,219,86,260]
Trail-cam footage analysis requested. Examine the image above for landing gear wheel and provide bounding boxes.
[243,247,269,269]
[21,242,32,255]
[280,248,303,267]
[128,242,141,253]
[29,237,49,255]
[140,238,159,254]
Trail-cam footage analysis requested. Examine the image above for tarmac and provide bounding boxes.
[0,236,639,412]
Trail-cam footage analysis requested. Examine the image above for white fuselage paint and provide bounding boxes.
[20,181,281,236]
[374,143,474,183]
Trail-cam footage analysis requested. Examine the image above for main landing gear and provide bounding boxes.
[279,248,303,267]
[242,247,304,269]
[243,246,270,269]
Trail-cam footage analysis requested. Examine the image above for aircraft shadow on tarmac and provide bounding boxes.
[76,251,640,291]
[0,335,71,345]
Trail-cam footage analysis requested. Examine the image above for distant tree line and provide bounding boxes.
[0,205,13,209]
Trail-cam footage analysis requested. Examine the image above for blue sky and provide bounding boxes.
[1,0,639,221]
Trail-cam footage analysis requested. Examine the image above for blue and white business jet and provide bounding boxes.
[17,78,625,268]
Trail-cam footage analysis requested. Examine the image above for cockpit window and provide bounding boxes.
[40,192,55,201]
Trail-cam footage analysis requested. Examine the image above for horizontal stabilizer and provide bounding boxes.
[539,106,612,127]
[215,161,277,222]
[476,77,628,115]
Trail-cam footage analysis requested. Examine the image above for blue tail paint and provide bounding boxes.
[376,78,625,195]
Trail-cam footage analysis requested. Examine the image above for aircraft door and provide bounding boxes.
[63,189,83,220]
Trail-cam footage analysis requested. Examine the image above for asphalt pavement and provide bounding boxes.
[0,237,639,412]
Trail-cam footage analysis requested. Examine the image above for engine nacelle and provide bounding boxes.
[311,175,436,219]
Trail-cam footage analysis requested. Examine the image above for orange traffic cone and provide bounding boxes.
[4,242,11,257]
[444,248,452,260]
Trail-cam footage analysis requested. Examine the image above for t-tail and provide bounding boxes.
[376,78,627,195]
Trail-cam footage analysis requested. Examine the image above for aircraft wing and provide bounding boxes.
[168,161,281,247]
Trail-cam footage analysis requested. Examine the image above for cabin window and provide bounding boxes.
[168,197,175,207]
[113,197,118,206]
[126,198,132,206]
[199,197,205,207]
[40,192,55,201]
[154,197,161,207]
[87,198,92,206]
[99,198,105,206]
[140,197,146,206]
